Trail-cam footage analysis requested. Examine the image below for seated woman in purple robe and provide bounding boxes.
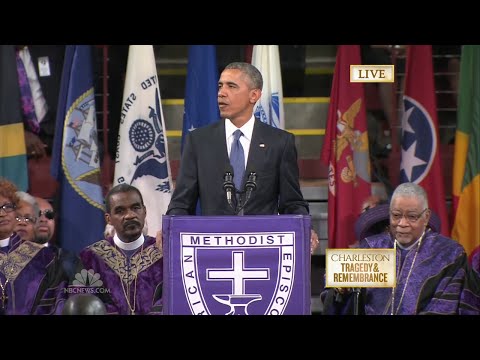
[321,182,480,315]
[72,184,163,315]
[0,178,67,315]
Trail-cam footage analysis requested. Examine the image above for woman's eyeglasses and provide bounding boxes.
[16,215,37,223]
[0,203,16,214]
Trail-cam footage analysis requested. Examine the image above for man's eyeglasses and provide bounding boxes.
[0,203,16,214]
[390,208,428,223]
[16,215,37,223]
[38,209,55,220]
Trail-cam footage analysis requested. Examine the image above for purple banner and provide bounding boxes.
[162,215,311,315]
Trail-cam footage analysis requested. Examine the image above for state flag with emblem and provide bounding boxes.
[114,45,173,237]
[251,45,284,129]
[400,45,449,235]
[320,45,372,248]
[51,45,105,255]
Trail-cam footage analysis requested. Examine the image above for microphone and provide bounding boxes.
[223,168,235,211]
[244,171,257,203]
[237,171,257,215]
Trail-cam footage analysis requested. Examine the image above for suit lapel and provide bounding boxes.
[212,120,231,169]
[245,119,266,176]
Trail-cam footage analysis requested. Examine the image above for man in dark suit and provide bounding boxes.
[167,62,319,251]
[17,45,65,158]
[16,45,65,199]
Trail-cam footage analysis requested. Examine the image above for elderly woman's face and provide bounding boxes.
[14,200,37,242]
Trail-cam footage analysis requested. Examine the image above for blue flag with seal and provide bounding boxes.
[114,45,173,237]
[51,45,105,255]
[182,45,220,152]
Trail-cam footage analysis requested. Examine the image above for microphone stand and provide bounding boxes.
[237,191,245,216]
[235,172,257,216]
[352,288,361,315]
[223,171,236,212]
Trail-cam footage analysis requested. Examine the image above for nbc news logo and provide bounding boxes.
[350,65,395,83]
[64,269,111,294]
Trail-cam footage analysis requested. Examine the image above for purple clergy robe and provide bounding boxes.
[78,236,163,315]
[0,233,67,315]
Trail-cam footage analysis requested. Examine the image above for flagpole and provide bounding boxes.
[387,45,405,191]
[390,45,400,153]
[101,45,111,196]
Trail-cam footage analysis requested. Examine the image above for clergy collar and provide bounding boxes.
[225,115,255,141]
[395,229,426,250]
[114,233,144,251]
[0,236,10,248]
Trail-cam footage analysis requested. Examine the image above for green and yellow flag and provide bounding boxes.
[0,45,28,190]
[452,45,480,259]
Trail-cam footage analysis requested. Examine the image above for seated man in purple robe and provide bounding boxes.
[76,184,163,315]
[322,182,480,315]
[0,178,67,315]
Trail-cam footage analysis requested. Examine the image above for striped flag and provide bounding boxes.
[251,45,284,129]
[400,45,449,235]
[452,45,480,260]
[114,45,173,237]
[51,45,105,255]
[0,45,28,190]
[320,45,371,248]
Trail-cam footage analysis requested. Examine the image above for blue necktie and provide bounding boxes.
[230,130,245,191]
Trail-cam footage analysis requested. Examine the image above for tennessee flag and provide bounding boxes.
[320,45,371,248]
[51,45,105,255]
[114,45,173,237]
[452,45,480,260]
[400,45,449,235]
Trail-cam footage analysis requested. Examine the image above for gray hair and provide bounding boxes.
[15,191,40,217]
[390,183,429,210]
[224,62,263,91]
